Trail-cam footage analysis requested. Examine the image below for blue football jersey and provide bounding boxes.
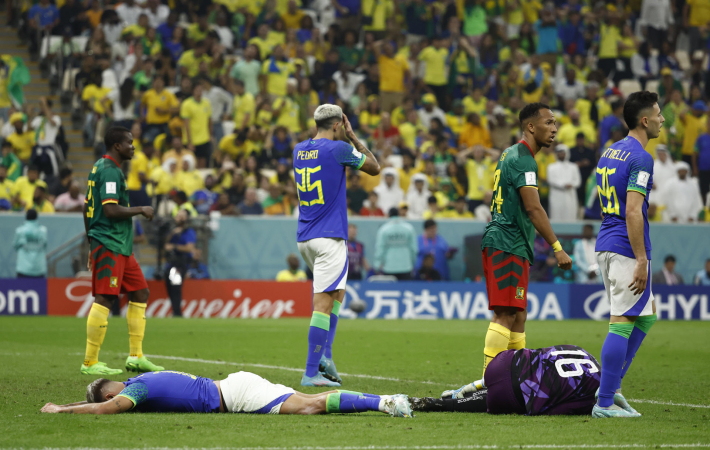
[116,371,221,413]
[294,138,365,242]
[595,137,654,260]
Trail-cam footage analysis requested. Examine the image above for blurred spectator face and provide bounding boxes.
[245,44,257,60]
[344,31,356,46]
[350,174,361,188]
[383,42,394,57]
[247,156,257,172]
[569,109,580,124]
[12,117,23,133]
[657,148,668,162]
[402,154,413,168]
[425,223,437,239]
[348,224,358,240]
[472,88,482,101]
[648,203,657,217]
[276,127,288,140]
[381,112,391,129]
[153,75,165,91]
[0,166,6,181]
[414,179,425,193]
[399,204,408,217]
[422,254,435,270]
[384,173,395,187]
[181,77,192,93]
[269,184,282,198]
[678,167,688,180]
[407,109,419,124]
[473,145,485,160]
[582,225,594,240]
[566,69,576,83]
[576,134,585,147]
[217,193,230,207]
[173,26,184,42]
[530,54,539,68]
[258,24,269,39]
[33,186,45,204]
[469,113,481,126]
[168,161,177,173]
[455,197,467,213]
[193,84,203,100]
[287,254,300,270]
[166,10,177,26]
[665,258,676,272]
[28,168,38,183]
[172,137,183,151]
[368,192,379,208]
[610,128,624,142]
[245,188,257,204]
[175,209,188,225]
[205,175,215,190]
[273,45,285,60]
[424,160,435,175]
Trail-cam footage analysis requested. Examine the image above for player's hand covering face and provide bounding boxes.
[532,109,557,148]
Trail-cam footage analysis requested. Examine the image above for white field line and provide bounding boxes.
[627,399,710,409]
[5,444,710,450]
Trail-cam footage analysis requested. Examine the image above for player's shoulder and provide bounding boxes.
[502,142,537,168]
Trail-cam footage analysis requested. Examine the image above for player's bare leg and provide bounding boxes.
[125,288,164,373]
[280,390,412,417]
[302,290,341,387]
[82,294,123,375]
[508,309,527,350]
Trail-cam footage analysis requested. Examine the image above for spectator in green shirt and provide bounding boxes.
[1,141,21,181]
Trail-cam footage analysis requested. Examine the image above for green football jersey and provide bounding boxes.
[481,141,539,263]
[85,155,133,256]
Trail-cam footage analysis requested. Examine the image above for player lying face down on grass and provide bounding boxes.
[409,345,618,416]
[40,370,413,417]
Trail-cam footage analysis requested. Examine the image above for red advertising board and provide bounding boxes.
[47,279,313,318]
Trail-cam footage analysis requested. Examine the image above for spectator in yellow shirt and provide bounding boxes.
[180,82,213,168]
[141,75,180,143]
[574,81,611,128]
[219,131,259,161]
[233,79,256,131]
[260,45,294,98]
[680,101,708,167]
[178,40,212,78]
[417,36,450,108]
[187,15,210,44]
[6,113,35,162]
[463,87,487,116]
[374,40,410,112]
[556,109,597,148]
[12,166,45,211]
[457,144,493,210]
[517,55,552,104]
[248,24,274,60]
[281,0,305,30]
[439,196,474,219]
[0,166,14,209]
[27,185,54,213]
[276,254,307,281]
[127,142,158,207]
[446,100,466,137]
[273,79,301,133]
[175,154,204,197]
[459,113,492,149]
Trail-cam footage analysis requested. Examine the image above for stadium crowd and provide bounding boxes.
[0,0,710,222]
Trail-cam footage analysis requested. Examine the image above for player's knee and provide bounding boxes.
[94,295,116,309]
[131,288,149,304]
[300,397,326,415]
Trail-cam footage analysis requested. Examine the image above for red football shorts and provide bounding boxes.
[91,244,148,296]
[482,247,530,310]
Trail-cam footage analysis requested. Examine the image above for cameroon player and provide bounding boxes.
[479,103,572,375]
[81,127,164,375]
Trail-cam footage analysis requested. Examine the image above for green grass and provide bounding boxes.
[0,317,708,449]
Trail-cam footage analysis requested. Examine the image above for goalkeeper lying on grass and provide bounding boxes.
[40,370,412,417]
[411,345,637,417]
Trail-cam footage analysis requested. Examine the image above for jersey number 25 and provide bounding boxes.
[295,166,325,207]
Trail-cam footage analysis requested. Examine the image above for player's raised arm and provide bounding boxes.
[520,184,572,270]
[342,114,380,176]
[40,396,133,415]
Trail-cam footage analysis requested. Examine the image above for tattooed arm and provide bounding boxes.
[342,114,380,176]
[40,396,134,414]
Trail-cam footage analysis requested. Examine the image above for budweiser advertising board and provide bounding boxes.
[47,279,314,318]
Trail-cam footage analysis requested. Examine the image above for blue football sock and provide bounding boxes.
[324,300,341,360]
[305,312,330,377]
[618,314,657,390]
[599,323,634,407]
[326,391,381,413]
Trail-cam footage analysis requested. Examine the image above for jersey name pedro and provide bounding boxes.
[481,141,538,263]
[511,345,601,416]
[293,138,365,242]
[116,371,222,413]
[595,137,654,260]
[85,155,133,256]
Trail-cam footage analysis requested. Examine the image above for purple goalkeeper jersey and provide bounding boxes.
[511,345,601,416]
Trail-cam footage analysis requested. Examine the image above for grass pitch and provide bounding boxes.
[0,317,708,449]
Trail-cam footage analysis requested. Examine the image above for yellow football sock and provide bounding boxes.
[84,303,110,366]
[483,322,511,374]
[127,301,147,358]
[508,332,526,350]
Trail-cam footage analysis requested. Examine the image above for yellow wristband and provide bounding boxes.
[552,240,562,252]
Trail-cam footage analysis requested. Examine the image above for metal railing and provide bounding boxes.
[46,231,88,277]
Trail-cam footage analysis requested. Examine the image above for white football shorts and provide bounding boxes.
[219,371,295,414]
[297,237,348,293]
[596,251,654,317]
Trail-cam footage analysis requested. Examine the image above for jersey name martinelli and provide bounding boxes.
[595,137,654,260]
[293,138,365,242]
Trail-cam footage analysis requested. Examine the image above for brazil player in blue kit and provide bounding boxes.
[294,104,380,387]
[40,370,413,417]
[593,92,664,418]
